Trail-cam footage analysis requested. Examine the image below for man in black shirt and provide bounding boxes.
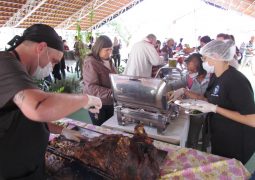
[0,24,102,179]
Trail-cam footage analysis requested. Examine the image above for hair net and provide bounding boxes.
[199,39,236,61]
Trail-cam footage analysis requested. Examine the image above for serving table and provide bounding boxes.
[102,109,190,147]
[50,117,250,179]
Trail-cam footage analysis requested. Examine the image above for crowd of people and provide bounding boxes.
[0,22,254,179]
[83,32,255,169]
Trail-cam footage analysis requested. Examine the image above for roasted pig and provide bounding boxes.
[46,124,165,179]
[73,124,161,180]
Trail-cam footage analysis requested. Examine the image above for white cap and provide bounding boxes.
[200,39,236,61]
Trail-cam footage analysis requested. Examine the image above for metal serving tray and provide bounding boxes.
[110,74,169,112]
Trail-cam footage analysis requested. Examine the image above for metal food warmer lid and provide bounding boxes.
[110,74,170,113]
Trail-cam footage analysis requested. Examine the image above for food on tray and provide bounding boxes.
[47,124,163,180]
[45,152,66,173]
[185,109,204,116]
[191,110,203,114]
[49,137,80,157]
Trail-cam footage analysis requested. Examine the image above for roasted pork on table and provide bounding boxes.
[46,124,166,180]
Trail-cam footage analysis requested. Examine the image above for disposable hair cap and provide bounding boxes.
[200,39,236,61]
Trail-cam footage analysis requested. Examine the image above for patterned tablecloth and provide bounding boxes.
[53,118,251,179]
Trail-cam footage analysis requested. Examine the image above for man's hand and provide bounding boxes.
[84,95,102,114]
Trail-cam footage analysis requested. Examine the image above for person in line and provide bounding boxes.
[59,39,69,78]
[74,35,80,78]
[74,35,86,79]
[177,40,255,164]
[216,33,230,40]
[0,24,102,180]
[52,36,65,82]
[196,36,201,49]
[176,38,183,51]
[169,53,209,150]
[63,40,73,73]
[161,38,175,61]
[83,35,117,126]
[88,35,94,50]
[216,33,239,69]
[155,40,162,55]
[52,58,62,82]
[229,35,242,65]
[241,36,255,70]
[198,35,212,50]
[124,34,164,77]
[112,36,121,68]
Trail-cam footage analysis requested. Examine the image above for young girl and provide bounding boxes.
[170,53,209,101]
[170,53,210,149]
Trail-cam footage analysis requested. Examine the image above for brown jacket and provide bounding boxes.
[83,56,117,105]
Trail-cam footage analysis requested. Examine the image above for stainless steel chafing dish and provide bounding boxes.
[110,73,185,134]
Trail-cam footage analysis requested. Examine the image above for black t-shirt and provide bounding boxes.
[112,44,120,55]
[0,51,49,179]
[206,66,255,164]
[0,51,37,136]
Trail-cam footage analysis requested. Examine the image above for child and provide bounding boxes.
[169,53,210,150]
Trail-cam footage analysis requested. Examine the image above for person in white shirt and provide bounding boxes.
[241,35,255,69]
[216,33,239,69]
[124,34,164,77]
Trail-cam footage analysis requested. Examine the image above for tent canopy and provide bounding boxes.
[0,0,143,30]
[0,0,254,30]
[205,0,255,17]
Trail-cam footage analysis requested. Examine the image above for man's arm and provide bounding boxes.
[13,89,90,122]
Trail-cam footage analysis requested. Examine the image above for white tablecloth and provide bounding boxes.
[102,109,190,147]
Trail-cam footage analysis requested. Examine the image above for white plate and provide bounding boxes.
[174,99,203,108]
[174,99,207,116]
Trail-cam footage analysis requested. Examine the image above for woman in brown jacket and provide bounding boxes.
[83,35,117,125]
